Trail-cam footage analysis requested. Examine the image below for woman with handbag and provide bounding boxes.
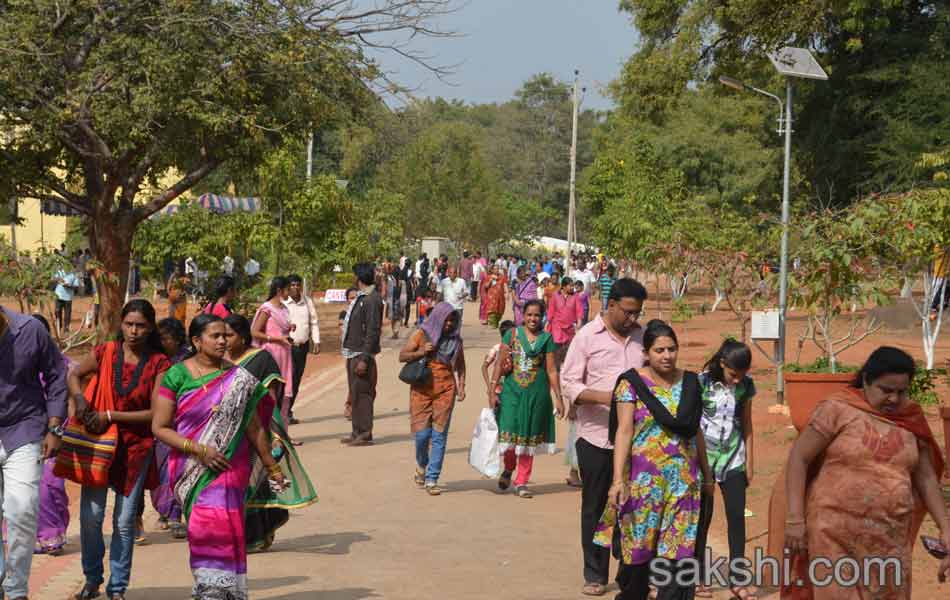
[398,302,466,496]
[151,314,288,600]
[489,300,565,498]
[65,300,170,600]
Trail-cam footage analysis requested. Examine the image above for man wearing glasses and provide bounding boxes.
[560,278,648,598]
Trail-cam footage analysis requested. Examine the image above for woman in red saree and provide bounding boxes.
[775,346,950,600]
[482,267,508,328]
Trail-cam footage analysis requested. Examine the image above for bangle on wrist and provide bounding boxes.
[183,440,192,454]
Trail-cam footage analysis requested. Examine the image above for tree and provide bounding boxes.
[868,188,950,369]
[379,121,507,250]
[132,204,277,291]
[582,135,686,264]
[613,0,950,206]
[789,205,892,372]
[0,0,451,336]
[697,208,778,342]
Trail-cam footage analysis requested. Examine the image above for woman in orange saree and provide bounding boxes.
[774,346,950,600]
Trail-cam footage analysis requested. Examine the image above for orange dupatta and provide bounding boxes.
[767,388,945,599]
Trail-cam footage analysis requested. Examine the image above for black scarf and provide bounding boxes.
[608,368,702,444]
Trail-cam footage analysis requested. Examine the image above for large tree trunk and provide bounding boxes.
[89,209,135,341]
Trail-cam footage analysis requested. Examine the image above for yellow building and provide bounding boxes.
[5,197,69,254]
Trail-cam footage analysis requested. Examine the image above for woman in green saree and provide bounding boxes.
[151,314,288,600]
[224,314,317,553]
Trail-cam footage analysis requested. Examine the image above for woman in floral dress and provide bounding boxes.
[596,320,712,600]
[489,300,565,498]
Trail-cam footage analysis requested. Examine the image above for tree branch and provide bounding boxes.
[134,158,221,221]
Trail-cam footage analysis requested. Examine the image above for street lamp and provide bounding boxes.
[719,47,827,405]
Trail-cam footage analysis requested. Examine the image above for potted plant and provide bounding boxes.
[783,358,856,431]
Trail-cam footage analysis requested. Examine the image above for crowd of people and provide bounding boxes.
[2,247,949,600]
[382,250,950,600]
[1,266,322,600]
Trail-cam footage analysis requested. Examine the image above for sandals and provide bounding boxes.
[425,482,442,496]
[566,470,583,488]
[170,522,187,539]
[515,486,533,499]
[581,582,606,596]
[413,468,425,487]
[731,586,757,600]
[498,470,512,491]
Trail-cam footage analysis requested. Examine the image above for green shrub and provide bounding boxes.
[671,298,694,323]
[910,367,945,406]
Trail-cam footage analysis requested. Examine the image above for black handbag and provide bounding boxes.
[399,357,431,385]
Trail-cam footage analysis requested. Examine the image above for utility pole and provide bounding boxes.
[8,198,16,254]
[567,69,579,260]
[306,131,314,181]
[776,80,794,405]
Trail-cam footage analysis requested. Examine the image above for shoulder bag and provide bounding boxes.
[53,342,120,487]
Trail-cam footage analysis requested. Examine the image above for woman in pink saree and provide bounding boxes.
[152,314,287,600]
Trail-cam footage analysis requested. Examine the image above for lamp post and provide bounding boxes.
[719,47,827,405]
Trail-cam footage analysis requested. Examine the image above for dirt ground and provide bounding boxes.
[7,284,950,600]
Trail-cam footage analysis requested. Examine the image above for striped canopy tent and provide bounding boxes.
[151,194,261,218]
[40,199,85,217]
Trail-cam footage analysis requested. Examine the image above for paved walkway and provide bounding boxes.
[32,306,743,600]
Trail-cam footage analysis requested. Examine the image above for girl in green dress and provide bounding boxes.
[489,299,565,498]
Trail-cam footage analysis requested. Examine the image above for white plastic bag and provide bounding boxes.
[563,419,579,470]
[468,408,501,478]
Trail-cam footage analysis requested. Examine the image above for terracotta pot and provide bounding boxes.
[784,372,855,432]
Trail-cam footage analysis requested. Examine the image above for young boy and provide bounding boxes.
[574,280,590,326]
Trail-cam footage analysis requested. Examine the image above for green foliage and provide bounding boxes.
[341,74,596,237]
[0,0,442,337]
[671,298,695,323]
[612,0,950,205]
[581,133,688,263]
[785,356,858,374]
[133,204,277,285]
[790,202,896,370]
[0,241,72,314]
[910,367,944,407]
[379,121,509,250]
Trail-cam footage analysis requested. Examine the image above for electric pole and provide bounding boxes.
[306,132,314,181]
[8,198,16,255]
[567,69,579,260]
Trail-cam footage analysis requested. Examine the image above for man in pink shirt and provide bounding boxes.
[561,278,647,597]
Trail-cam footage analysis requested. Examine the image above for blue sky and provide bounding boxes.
[368,1,640,110]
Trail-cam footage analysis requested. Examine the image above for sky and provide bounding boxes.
[367,1,640,110]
